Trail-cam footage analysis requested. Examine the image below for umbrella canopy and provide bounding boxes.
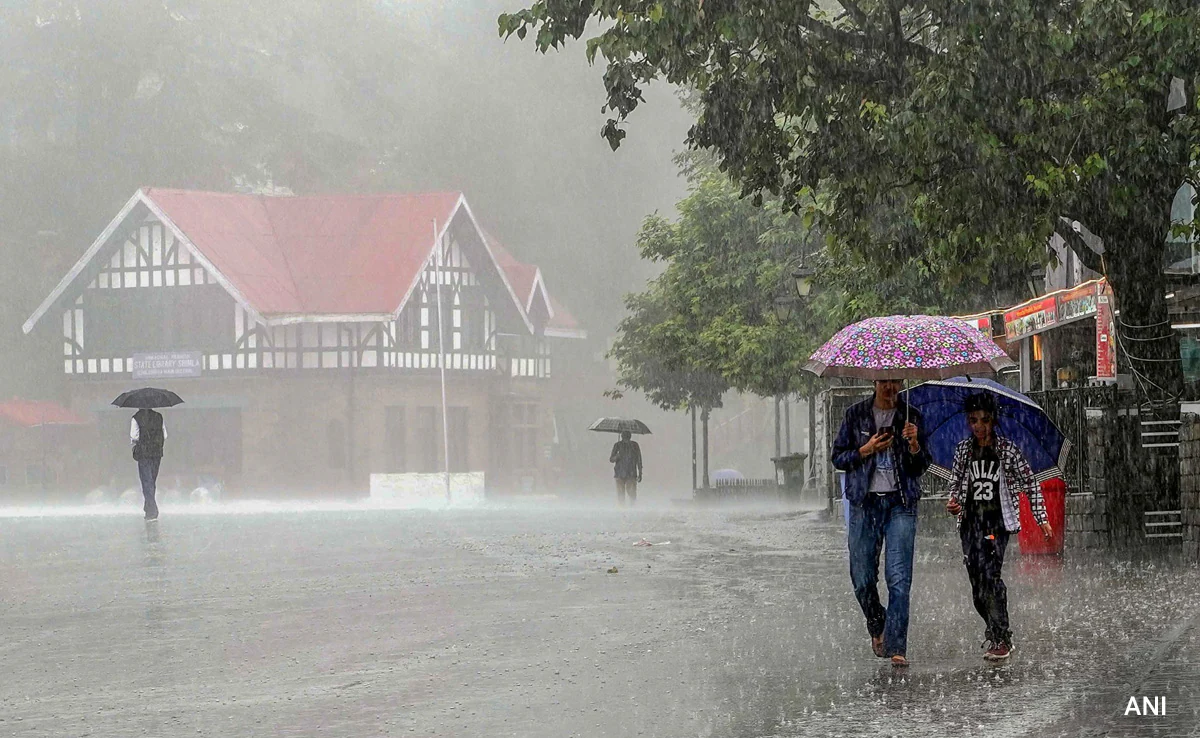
[112,388,184,409]
[588,417,651,435]
[804,314,1015,380]
[900,377,1070,483]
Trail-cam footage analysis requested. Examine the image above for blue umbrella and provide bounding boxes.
[900,377,1070,483]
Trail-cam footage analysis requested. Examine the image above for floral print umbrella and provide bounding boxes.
[804,315,1015,380]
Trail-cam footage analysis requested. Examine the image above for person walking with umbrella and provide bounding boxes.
[946,392,1052,661]
[609,431,643,506]
[831,379,930,667]
[114,388,183,521]
[589,418,649,506]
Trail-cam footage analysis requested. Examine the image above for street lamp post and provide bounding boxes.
[791,264,818,492]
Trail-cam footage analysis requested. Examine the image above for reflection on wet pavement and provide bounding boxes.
[0,503,1196,737]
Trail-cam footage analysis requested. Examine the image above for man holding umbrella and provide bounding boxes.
[609,431,643,506]
[114,388,183,521]
[589,417,649,506]
[832,379,931,667]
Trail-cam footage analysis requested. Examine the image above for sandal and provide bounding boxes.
[871,635,885,658]
[891,655,909,667]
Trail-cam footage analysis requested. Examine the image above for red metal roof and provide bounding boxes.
[145,189,463,316]
[547,296,581,332]
[133,188,584,336]
[0,400,90,428]
[486,234,545,309]
[486,232,583,334]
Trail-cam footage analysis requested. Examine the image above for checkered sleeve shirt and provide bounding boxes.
[948,435,1047,532]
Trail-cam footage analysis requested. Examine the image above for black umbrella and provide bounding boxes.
[588,417,651,435]
[112,388,184,409]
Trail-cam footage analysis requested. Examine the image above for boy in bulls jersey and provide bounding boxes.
[946,393,1052,661]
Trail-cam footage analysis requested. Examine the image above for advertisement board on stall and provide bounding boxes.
[1056,282,1100,325]
[1004,297,1057,341]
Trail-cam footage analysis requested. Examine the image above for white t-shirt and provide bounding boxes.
[869,406,898,493]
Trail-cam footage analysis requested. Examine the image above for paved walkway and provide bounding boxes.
[0,500,1197,737]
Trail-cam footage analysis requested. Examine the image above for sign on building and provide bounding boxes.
[1004,279,1105,341]
[1004,296,1058,341]
[1096,283,1117,379]
[131,351,203,380]
[1057,282,1100,324]
[957,314,992,337]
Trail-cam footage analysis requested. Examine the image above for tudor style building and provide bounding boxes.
[24,188,584,497]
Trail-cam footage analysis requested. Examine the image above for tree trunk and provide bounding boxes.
[701,407,711,490]
[1106,237,1184,406]
[690,406,697,492]
[774,394,781,458]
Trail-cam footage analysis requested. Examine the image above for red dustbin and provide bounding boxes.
[1018,478,1066,554]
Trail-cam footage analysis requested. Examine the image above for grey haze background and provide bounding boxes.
[1,0,704,492]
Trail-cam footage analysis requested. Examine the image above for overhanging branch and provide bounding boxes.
[795,10,933,60]
[835,0,869,27]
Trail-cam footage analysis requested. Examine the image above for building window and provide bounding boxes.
[512,402,538,470]
[327,419,346,469]
[1182,332,1200,384]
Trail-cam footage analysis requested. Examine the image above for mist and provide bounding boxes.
[0,0,703,503]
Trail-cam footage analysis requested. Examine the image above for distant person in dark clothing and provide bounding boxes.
[609,431,643,506]
[947,392,1051,662]
[131,408,168,520]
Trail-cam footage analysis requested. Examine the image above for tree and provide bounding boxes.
[606,279,728,489]
[632,167,814,399]
[615,159,1029,401]
[500,0,1200,401]
[611,158,1017,485]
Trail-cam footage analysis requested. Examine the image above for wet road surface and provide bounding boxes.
[1,500,1197,737]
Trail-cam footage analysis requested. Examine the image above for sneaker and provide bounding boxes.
[891,655,909,667]
[871,635,885,658]
[984,642,1012,661]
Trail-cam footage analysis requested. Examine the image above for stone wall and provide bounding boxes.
[1064,493,1109,550]
[1180,415,1200,561]
[1062,414,1115,550]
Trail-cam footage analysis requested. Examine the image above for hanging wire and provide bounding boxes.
[1117,316,1174,330]
[1112,323,1183,407]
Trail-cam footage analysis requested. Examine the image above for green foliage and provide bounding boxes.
[502,0,1200,396]
[609,161,1012,407]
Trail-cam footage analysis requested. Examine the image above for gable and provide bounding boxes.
[25,189,535,335]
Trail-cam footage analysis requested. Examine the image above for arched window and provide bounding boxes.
[327,419,346,470]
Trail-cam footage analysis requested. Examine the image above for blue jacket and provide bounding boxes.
[831,397,932,507]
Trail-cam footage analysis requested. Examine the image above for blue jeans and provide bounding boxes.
[848,493,917,657]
